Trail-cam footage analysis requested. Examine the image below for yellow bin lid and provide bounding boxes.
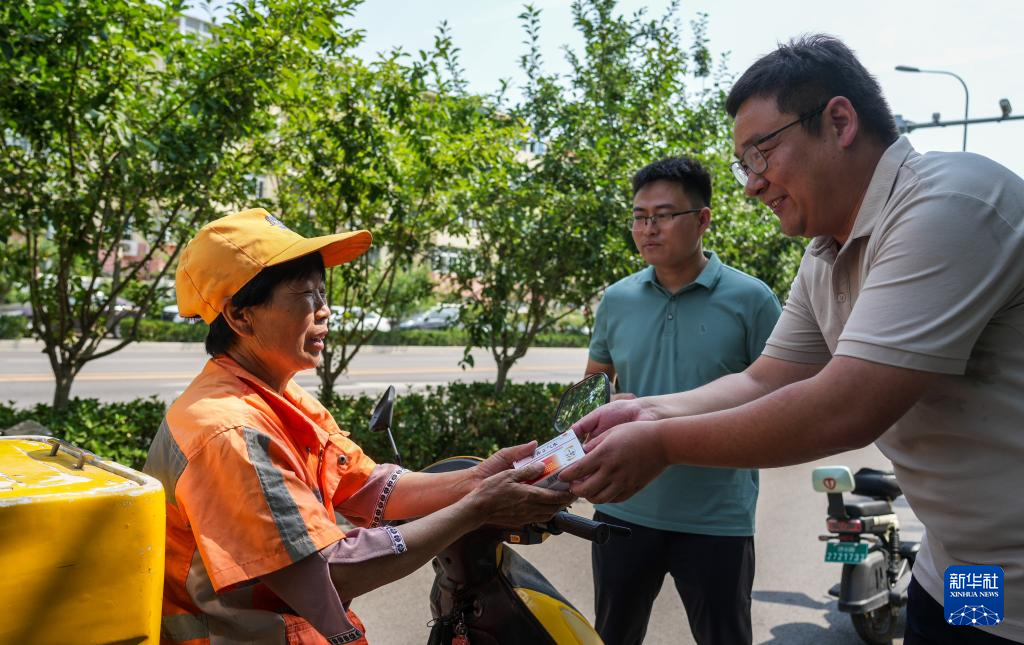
[0,435,157,500]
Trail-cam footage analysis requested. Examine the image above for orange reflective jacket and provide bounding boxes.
[145,356,376,644]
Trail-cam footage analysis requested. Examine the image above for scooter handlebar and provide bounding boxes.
[546,511,631,544]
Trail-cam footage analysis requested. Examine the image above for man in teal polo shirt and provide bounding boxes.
[585,156,780,645]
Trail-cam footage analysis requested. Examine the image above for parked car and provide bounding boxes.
[329,306,391,333]
[0,303,31,319]
[159,304,202,325]
[398,304,461,331]
[101,296,141,337]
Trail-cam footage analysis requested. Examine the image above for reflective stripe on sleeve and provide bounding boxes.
[144,418,188,507]
[243,427,319,562]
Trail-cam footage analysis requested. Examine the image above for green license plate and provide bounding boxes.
[824,541,869,564]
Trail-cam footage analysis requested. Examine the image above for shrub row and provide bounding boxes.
[125,318,210,342]
[0,397,168,469]
[3,317,590,348]
[0,381,573,472]
[0,316,29,340]
[119,319,591,347]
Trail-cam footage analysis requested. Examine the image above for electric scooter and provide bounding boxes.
[812,466,919,644]
[368,374,630,644]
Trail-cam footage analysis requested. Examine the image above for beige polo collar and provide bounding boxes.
[808,136,916,262]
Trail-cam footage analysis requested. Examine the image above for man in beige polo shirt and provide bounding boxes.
[561,35,1024,644]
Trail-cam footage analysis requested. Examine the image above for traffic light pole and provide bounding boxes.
[895,113,1024,135]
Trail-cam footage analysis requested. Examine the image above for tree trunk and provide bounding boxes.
[494,359,513,396]
[317,351,340,405]
[52,363,75,411]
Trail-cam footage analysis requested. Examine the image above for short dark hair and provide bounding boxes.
[725,34,898,145]
[204,252,326,356]
[631,156,712,208]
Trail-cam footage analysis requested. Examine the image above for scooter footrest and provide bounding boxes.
[899,541,920,560]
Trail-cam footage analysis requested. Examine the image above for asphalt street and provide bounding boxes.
[0,340,920,643]
[0,340,589,405]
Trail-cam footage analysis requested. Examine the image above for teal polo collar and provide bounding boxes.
[641,251,723,296]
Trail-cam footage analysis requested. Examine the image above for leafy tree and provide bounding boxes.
[452,1,802,394]
[0,0,357,409]
[270,27,523,403]
[377,260,435,325]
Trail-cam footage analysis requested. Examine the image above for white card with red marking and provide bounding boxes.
[513,429,585,490]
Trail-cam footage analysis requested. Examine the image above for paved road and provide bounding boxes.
[0,340,921,643]
[0,340,589,405]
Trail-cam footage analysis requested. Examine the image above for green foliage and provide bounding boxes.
[366,328,587,348]
[530,331,590,348]
[0,397,166,470]
[109,320,588,347]
[0,0,800,420]
[0,383,574,472]
[266,25,526,402]
[327,381,569,470]
[452,0,703,392]
[119,318,208,342]
[0,0,360,409]
[376,262,436,325]
[451,2,801,395]
[367,328,469,346]
[0,316,29,339]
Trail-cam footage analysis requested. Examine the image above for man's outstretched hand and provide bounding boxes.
[558,420,668,504]
[570,397,657,447]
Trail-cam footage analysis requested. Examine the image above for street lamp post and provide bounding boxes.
[895,65,969,151]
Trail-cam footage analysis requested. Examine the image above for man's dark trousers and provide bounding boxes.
[592,510,754,645]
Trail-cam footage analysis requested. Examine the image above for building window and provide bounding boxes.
[245,174,266,200]
[431,248,461,273]
[178,16,213,40]
[520,138,546,155]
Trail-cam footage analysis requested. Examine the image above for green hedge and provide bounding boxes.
[369,328,469,346]
[0,397,167,469]
[0,316,29,339]
[6,318,587,348]
[120,318,210,342]
[115,319,589,347]
[327,381,568,469]
[0,382,572,471]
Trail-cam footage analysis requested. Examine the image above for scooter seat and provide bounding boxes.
[852,468,902,500]
[844,499,893,518]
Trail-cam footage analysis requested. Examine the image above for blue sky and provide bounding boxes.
[349,0,1024,178]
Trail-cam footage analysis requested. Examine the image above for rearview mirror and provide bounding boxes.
[369,386,395,434]
[369,386,401,466]
[553,373,611,434]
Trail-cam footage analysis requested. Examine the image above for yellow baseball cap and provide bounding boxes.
[176,208,372,324]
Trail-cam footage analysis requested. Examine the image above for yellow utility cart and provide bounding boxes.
[0,436,165,645]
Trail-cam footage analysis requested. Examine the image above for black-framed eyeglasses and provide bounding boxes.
[629,209,702,231]
[731,102,828,187]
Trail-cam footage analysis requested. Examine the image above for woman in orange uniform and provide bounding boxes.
[144,208,572,644]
